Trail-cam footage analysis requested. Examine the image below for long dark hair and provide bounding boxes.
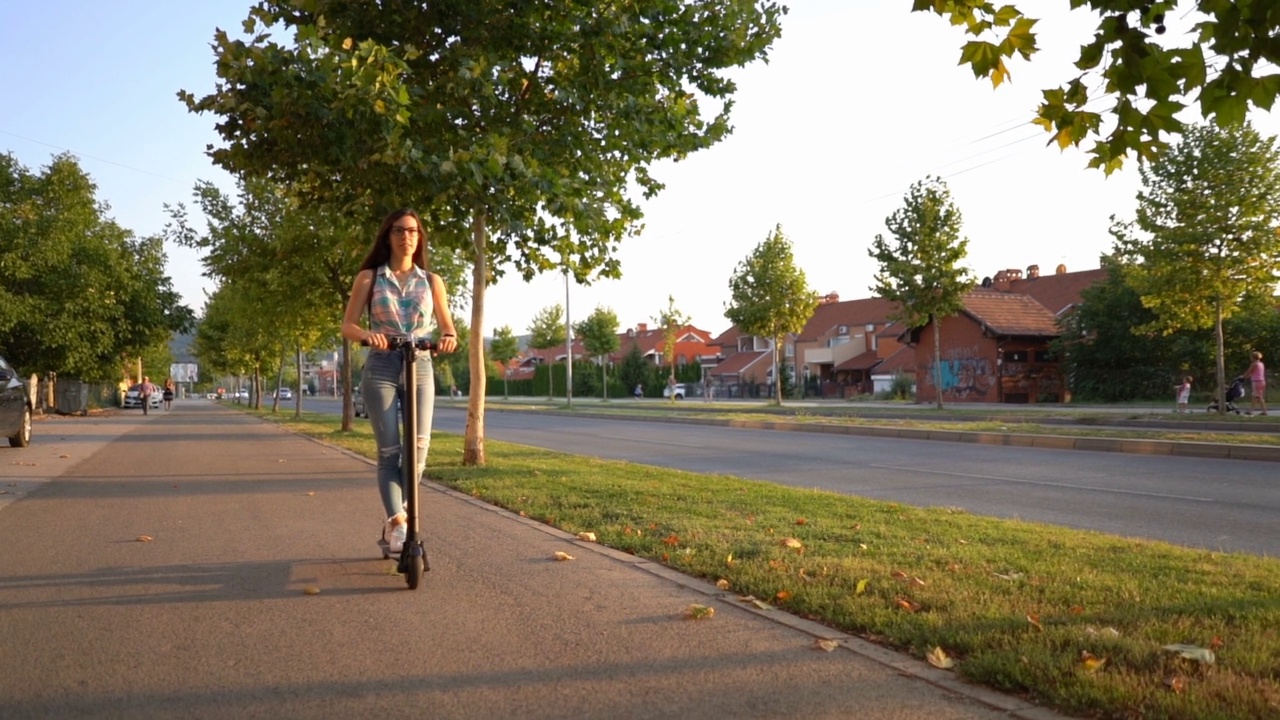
[358,208,429,272]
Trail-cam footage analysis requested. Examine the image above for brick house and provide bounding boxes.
[507,322,717,383]
[908,264,1107,404]
[793,295,907,398]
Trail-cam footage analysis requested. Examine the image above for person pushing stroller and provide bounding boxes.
[1207,376,1246,415]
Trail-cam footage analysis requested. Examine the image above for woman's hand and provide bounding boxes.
[363,332,389,350]
[436,334,458,354]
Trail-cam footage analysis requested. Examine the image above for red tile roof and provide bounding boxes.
[961,291,1061,337]
[834,349,882,372]
[872,345,915,375]
[1008,268,1107,316]
[798,297,901,341]
[708,350,770,378]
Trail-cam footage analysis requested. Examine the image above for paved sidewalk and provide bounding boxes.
[0,402,1067,720]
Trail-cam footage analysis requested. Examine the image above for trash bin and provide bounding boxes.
[55,380,88,415]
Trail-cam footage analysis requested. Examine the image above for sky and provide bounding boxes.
[5,2,1279,340]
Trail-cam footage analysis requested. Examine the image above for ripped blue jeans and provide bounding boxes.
[362,349,435,519]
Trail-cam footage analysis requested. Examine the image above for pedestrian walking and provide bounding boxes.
[138,376,158,415]
[1174,376,1191,413]
[340,208,458,552]
[1244,351,1267,415]
[163,378,176,411]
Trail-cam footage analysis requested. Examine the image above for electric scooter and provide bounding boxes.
[362,335,437,590]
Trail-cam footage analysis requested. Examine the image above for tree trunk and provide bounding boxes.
[463,208,488,466]
[601,362,608,401]
[773,334,783,406]
[932,314,945,410]
[1214,300,1226,415]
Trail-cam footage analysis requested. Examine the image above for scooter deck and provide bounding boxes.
[377,538,402,559]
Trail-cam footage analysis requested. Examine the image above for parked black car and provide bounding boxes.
[0,354,33,447]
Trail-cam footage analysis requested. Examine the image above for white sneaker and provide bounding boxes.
[386,519,407,553]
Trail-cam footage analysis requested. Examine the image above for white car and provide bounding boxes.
[662,383,687,400]
[275,388,293,400]
[122,384,162,410]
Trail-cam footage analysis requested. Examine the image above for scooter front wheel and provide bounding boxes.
[405,547,425,590]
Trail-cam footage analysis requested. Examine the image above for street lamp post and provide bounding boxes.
[564,269,573,407]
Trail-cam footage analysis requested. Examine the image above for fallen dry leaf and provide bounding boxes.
[725,553,734,565]
[684,604,715,620]
[1068,605,1085,615]
[1027,614,1044,632]
[303,586,321,595]
[855,578,869,595]
[1164,675,1188,693]
[715,579,731,590]
[663,534,680,546]
[780,537,803,550]
[926,646,954,669]
[815,639,839,652]
[795,518,807,525]
[896,598,921,613]
[306,492,316,496]
[59,454,70,459]
[553,551,575,561]
[135,535,153,542]
[576,532,597,542]
[1080,651,1107,673]
[891,570,908,580]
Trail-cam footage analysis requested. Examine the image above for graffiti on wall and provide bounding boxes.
[928,345,995,400]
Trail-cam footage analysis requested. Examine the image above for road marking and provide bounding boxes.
[597,433,705,448]
[870,464,1216,502]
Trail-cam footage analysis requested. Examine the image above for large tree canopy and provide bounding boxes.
[0,153,191,382]
[917,1,1280,173]
[182,0,785,463]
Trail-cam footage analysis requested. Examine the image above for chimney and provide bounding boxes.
[992,270,1011,292]
[1026,264,1040,279]
[636,323,648,333]
[1056,263,1067,275]
[820,291,840,305]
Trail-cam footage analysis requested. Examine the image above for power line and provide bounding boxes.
[0,129,189,184]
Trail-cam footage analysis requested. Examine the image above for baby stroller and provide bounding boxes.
[1207,377,1246,414]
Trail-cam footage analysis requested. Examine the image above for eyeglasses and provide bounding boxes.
[390,226,421,237]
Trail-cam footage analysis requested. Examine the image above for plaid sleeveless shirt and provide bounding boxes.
[368,265,433,337]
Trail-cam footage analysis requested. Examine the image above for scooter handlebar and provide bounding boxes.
[359,336,439,352]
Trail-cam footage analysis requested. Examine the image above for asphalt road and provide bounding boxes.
[405,404,1278,557]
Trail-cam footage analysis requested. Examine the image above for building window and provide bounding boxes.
[837,325,849,335]
[1002,350,1028,363]
[1034,349,1059,363]
[677,354,687,366]
[785,342,794,358]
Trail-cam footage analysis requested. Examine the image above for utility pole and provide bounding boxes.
[564,269,573,407]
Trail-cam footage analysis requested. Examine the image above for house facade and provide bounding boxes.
[909,265,1107,404]
[794,295,907,398]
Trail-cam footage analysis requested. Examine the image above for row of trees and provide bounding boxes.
[0,153,192,385]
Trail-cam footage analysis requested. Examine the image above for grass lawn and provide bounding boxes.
[255,406,1280,720]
